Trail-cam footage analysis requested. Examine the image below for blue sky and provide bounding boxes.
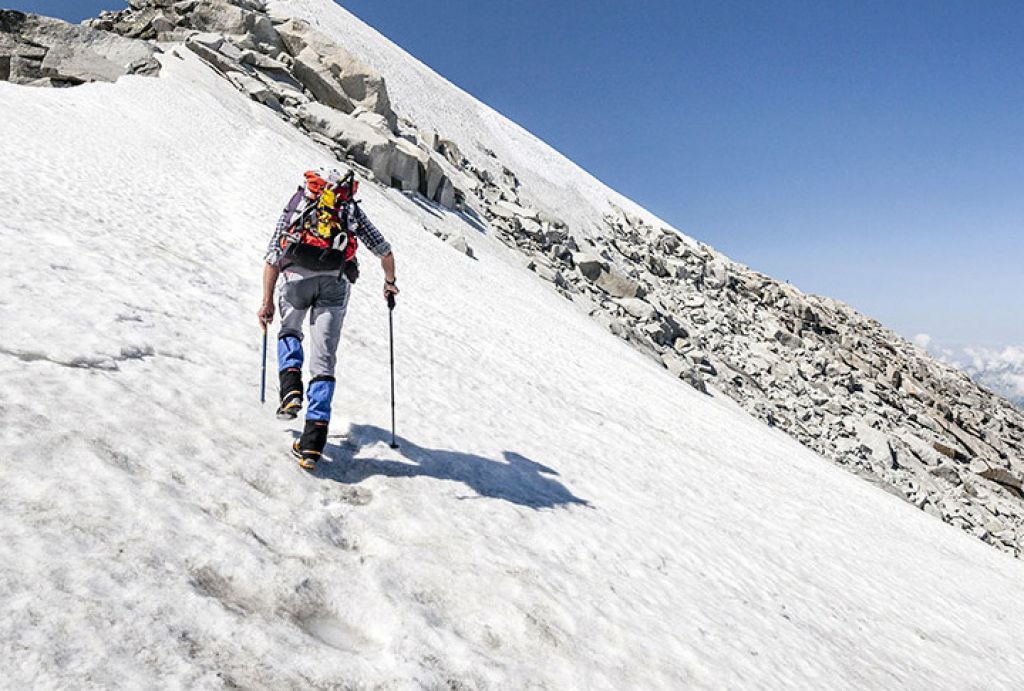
[12,0,1024,347]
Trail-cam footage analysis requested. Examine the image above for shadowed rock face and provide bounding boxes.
[0,10,159,87]
[18,0,1024,558]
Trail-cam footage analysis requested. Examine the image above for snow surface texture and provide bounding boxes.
[3,21,1024,691]
[72,0,1024,557]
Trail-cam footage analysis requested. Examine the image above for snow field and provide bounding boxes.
[0,38,1023,690]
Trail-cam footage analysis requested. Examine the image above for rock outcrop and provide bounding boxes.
[0,10,159,87]
[275,17,395,129]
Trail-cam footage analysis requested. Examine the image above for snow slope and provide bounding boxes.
[2,31,1024,691]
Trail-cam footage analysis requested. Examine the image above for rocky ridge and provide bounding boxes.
[5,0,1023,557]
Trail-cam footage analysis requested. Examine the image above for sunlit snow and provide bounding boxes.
[1,13,1023,688]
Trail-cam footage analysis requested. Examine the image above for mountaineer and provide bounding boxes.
[258,167,398,469]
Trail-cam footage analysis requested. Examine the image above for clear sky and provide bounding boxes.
[11,0,1024,348]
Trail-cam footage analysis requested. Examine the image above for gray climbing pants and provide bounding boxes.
[276,273,351,380]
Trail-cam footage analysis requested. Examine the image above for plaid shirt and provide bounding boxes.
[264,188,392,267]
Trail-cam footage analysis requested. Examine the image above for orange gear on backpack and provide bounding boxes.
[304,170,327,197]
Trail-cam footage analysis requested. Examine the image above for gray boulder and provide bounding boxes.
[686,369,710,395]
[446,233,475,259]
[703,260,728,289]
[646,253,670,278]
[516,216,544,239]
[656,229,682,255]
[424,153,460,209]
[774,329,803,349]
[617,298,658,321]
[275,18,395,129]
[490,199,538,222]
[980,467,1024,494]
[389,137,427,192]
[594,265,642,299]
[662,353,690,378]
[239,48,288,71]
[683,294,706,309]
[291,47,352,112]
[437,137,465,167]
[1,11,160,86]
[573,252,607,281]
[529,260,562,284]
[188,0,282,52]
[419,128,440,151]
[227,70,280,109]
[930,464,962,485]
[185,33,243,75]
[149,11,177,34]
[40,44,125,83]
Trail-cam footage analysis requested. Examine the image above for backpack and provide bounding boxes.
[281,169,361,281]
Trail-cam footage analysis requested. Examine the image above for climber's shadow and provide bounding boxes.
[315,424,590,510]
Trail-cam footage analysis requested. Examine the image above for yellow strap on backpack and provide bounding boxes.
[315,187,339,239]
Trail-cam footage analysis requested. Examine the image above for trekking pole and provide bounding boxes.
[260,324,268,404]
[387,293,399,449]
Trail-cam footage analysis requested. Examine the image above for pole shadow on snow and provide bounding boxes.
[309,424,591,510]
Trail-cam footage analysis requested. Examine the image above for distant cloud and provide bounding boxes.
[924,343,1024,407]
[963,345,1024,371]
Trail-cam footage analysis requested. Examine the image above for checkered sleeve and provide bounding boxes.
[353,202,392,257]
